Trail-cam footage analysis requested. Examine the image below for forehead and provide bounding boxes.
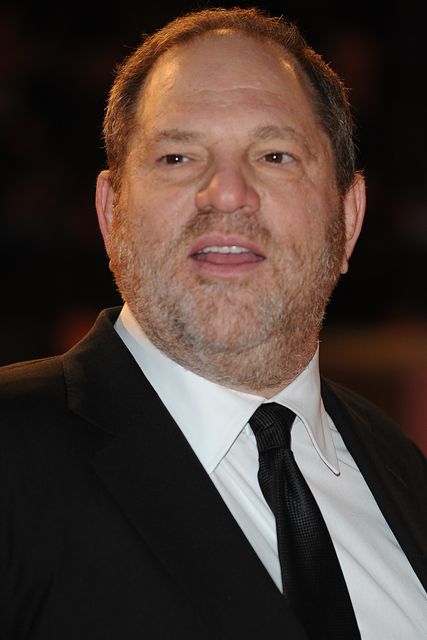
[136,32,319,132]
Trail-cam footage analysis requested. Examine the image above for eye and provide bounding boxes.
[262,152,293,164]
[160,154,190,165]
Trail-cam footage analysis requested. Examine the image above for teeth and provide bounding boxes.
[198,245,250,254]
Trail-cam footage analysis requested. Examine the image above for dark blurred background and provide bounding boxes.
[1,0,426,452]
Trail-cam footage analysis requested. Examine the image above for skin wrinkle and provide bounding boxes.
[127,125,327,202]
[136,124,318,165]
[102,33,357,397]
[137,36,329,158]
[103,17,358,197]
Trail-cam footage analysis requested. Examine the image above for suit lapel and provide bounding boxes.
[322,379,427,591]
[63,308,306,638]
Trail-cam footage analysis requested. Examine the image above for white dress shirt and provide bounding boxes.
[115,303,427,639]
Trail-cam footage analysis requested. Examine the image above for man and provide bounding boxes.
[1,7,426,639]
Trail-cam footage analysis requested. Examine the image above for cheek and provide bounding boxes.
[262,184,329,244]
[126,181,195,239]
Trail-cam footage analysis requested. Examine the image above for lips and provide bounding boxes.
[190,235,265,266]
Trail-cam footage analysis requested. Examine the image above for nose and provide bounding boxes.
[195,167,260,214]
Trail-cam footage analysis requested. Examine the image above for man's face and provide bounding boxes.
[98,33,364,395]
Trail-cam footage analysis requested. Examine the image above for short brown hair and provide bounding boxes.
[103,7,356,194]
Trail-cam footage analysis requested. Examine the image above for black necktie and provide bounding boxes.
[250,402,360,639]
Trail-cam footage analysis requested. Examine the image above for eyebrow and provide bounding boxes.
[143,124,315,156]
[251,125,315,157]
[149,128,205,145]
[252,124,298,140]
[150,125,300,142]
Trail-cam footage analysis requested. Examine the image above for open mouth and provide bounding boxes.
[192,244,264,264]
[189,235,266,271]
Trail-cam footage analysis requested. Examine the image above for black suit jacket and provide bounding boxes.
[1,307,426,639]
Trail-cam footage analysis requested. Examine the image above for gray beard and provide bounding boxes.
[109,210,345,393]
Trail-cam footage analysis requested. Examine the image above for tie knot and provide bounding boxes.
[250,402,296,452]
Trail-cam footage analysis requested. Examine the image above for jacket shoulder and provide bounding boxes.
[0,356,66,410]
[322,377,396,423]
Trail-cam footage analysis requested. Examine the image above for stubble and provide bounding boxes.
[108,207,345,394]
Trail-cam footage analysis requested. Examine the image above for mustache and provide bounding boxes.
[175,211,273,246]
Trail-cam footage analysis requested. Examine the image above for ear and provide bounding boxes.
[340,172,366,274]
[95,170,116,253]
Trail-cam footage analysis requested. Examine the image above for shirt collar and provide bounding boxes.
[115,304,340,476]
